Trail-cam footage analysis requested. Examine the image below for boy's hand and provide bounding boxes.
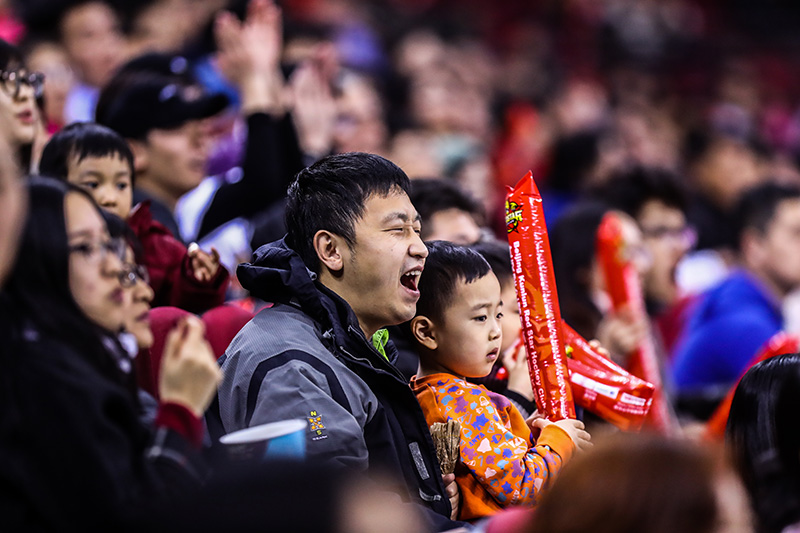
[503,337,534,401]
[531,418,592,453]
[188,243,221,282]
[525,409,545,440]
[442,473,460,521]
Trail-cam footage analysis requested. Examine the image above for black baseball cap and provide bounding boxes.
[96,73,230,140]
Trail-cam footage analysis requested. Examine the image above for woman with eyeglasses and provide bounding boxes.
[103,211,155,353]
[0,39,44,172]
[0,177,222,529]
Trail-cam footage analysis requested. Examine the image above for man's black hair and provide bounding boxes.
[285,152,412,272]
[409,178,484,240]
[734,182,800,250]
[589,165,688,217]
[39,122,136,184]
[471,239,512,287]
[415,240,492,323]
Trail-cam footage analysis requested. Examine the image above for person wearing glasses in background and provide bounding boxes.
[0,178,222,530]
[0,39,44,172]
[589,166,696,355]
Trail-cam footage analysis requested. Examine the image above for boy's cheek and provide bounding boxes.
[500,314,521,352]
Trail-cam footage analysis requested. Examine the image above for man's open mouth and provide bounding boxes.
[401,269,421,292]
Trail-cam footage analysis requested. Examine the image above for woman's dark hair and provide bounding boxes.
[39,122,136,185]
[102,210,143,263]
[1,177,125,380]
[0,38,23,72]
[726,353,800,533]
[530,434,725,533]
[550,201,610,339]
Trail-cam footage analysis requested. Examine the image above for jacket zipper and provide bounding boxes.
[339,325,407,382]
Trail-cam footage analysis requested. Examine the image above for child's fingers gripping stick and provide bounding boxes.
[552,418,593,453]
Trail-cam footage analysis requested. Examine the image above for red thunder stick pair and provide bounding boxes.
[505,172,658,430]
[595,212,675,434]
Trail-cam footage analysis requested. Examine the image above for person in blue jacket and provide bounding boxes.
[672,182,800,413]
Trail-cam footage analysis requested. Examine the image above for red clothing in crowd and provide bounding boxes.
[128,201,229,315]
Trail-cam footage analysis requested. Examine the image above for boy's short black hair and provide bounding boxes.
[39,122,136,184]
[471,239,512,287]
[408,178,485,240]
[285,152,412,273]
[416,240,492,323]
[734,182,800,250]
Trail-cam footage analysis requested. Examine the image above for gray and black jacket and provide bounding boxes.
[207,239,462,530]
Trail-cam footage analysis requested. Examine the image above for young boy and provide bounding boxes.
[409,240,591,521]
[38,122,228,314]
[471,239,535,415]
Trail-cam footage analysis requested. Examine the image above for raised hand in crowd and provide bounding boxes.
[187,242,222,283]
[214,0,284,115]
[159,315,222,417]
[595,305,648,366]
[289,53,336,159]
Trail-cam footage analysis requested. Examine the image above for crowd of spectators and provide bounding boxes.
[1,0,800,530]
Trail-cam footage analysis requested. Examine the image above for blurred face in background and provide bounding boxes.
[25,41,75,128]
[334,74,387,154]
[65,192,126,332]
[120,246,154,349]
[637,200,693,306]
[424,208,482,246]
[0,65,39,147]
[693,136,761,210]
[134,120,210,204]
[60,1,126,87]
[749,197,800,297]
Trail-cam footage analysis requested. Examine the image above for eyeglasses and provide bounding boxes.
[0,70,45,99]
[119,263,150,288]
[68,237,126,264]
[641,226,698,248]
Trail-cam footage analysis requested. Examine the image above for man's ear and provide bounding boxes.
[741,228,765,268]
[411,315,438,350]
[127,139,148,174]
[314,230,344,273]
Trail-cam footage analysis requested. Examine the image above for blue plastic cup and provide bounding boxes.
[220,419,307,462]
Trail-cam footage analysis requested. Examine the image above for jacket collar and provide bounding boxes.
[238,239,403,374]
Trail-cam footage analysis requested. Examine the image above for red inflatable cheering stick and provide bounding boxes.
[562,322,655,432]
[595,212,675,434]
[505,172,575,421]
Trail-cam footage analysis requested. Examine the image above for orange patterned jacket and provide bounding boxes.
[412,373,574,521]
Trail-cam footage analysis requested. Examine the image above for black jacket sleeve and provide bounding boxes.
[0,339,206,530]
[196,113,305,240]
